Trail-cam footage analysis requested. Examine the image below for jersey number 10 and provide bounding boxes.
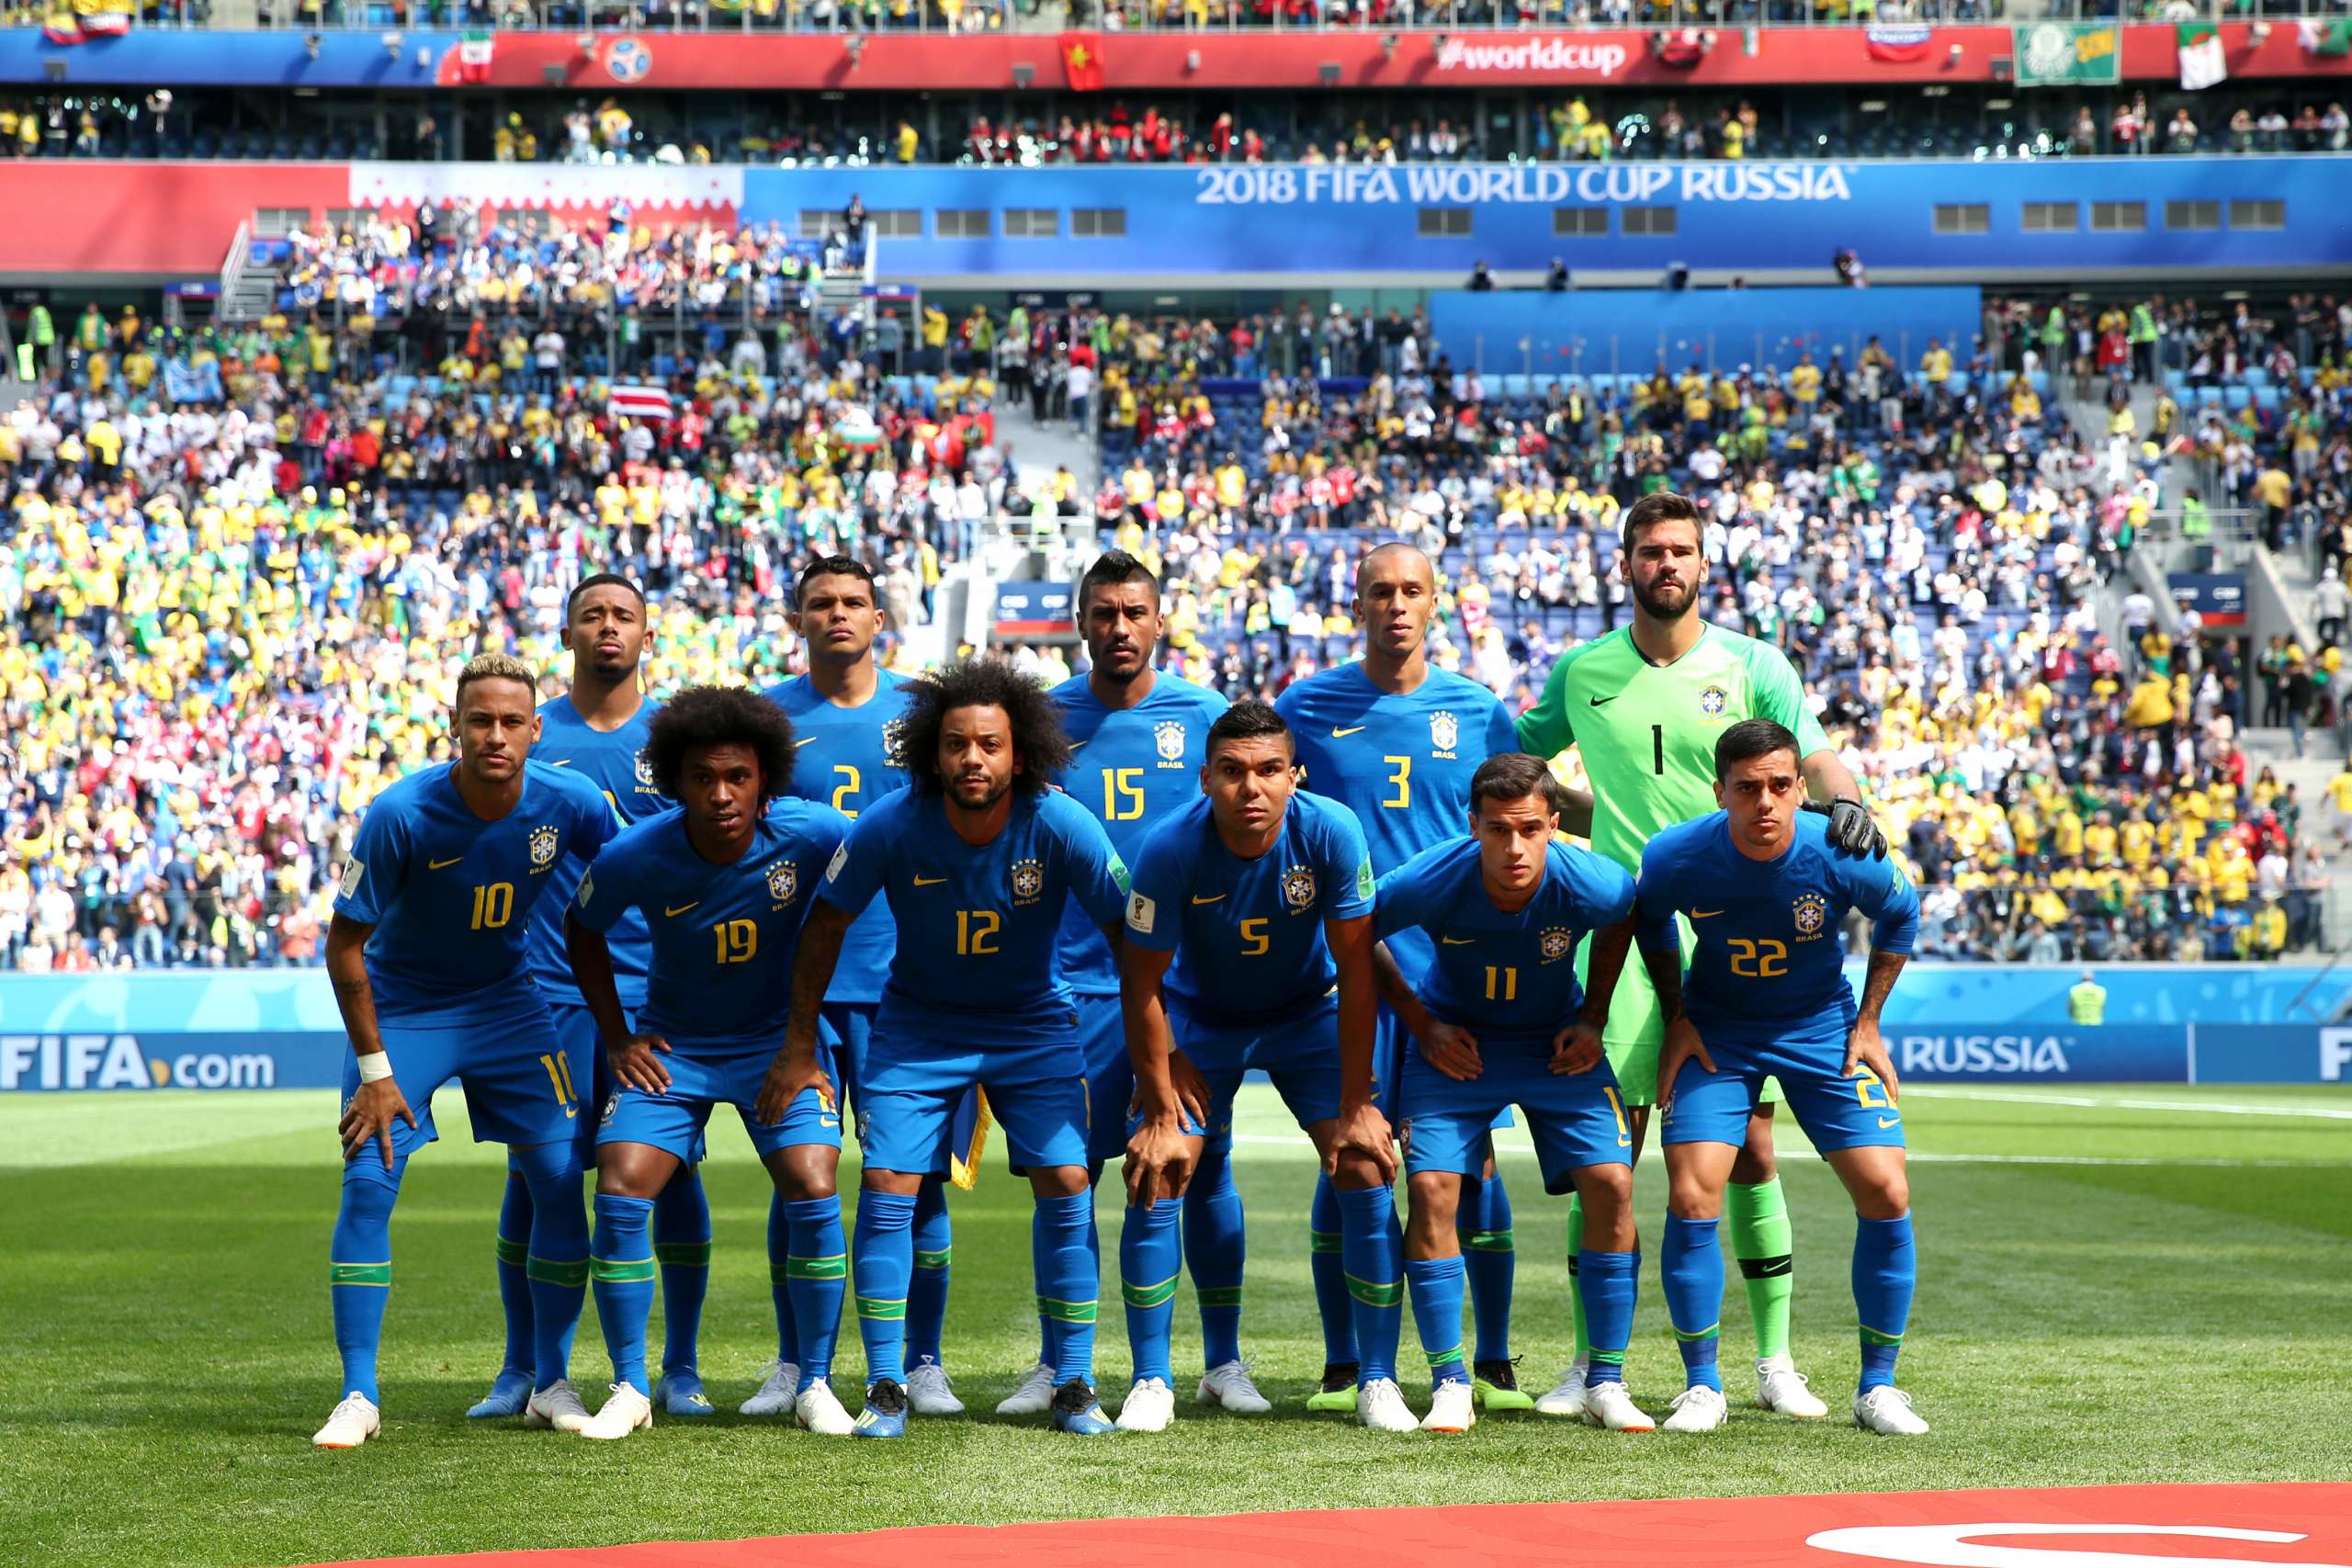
[470,883,514,931]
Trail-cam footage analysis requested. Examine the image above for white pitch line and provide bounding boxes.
[1218,1133,2345,1169]
[1902,1087,2352,1121]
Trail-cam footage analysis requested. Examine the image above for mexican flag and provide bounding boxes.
[2299,17,2352,56]
[457,28,494,84]
[2177,21,2225,90]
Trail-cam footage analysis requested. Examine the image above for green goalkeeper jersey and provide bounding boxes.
[1516,621,1831,874]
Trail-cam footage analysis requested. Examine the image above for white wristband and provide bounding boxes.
[356,1052,394,1084]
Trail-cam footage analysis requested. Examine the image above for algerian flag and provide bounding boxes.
[458,28,493,84]
[2177,21,2225,90]
[2299,17,2352,56]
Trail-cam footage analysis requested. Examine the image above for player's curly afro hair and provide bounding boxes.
[899,657,1072,800]
[643,683,798,804]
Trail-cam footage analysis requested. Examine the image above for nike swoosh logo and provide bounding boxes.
[1588,695,1618,707]
[796,737,819,747]
[913,874,947,886]
[1876,1115,1902,1129]
[548,759,572,765]
[1690,908,1725,919]
[1331,726,1367,738]
[664,902,699,917]
[1070,740,1089,750]
[1440,936,1477,945]
[427,856,463,870]
[1191,893,1226,905]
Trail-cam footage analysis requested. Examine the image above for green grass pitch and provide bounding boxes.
[4,1082,2349,1567]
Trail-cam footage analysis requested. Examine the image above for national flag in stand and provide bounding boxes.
[1651,28,1711,66]
[608,383,673,423]
[457,28,494,84]
[2177,21,2226,90]
[1864,24,1935,63]
[1060,31,1104,93]
[2299,17,2352,56]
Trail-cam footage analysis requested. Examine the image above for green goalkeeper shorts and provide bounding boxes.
[1576,929,1781,1111]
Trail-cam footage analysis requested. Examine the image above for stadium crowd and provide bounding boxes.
[2,270,2348,971]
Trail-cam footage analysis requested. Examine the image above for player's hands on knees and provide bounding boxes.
[340,1077,417,1169]
[1327,1101,1397,1185]
[1549,1018,1605,1077]
[755,1050,833,1127]
[1415,1020,1482,1082]
[1842,1017,1899,1104]
[1656,1017,1716,1112]
[1125,1115,1198,1209]
[1168,1049,1213,1130]
[613,1032,673,1094]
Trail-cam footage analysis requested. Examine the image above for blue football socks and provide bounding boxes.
[1034,1191,1101,1387]
[589,1192,656,1396]
[1184,1145,1246,1370]
[1461,1168,1515,1365]
[328,1156,403,1404]
[1336,1184,1403,1385]
[652,1169,710,1377]
[852,1188,917,1387]
[1663,1214,1725,1392]
[1577,1248,1637,1387]
[1853,1213,1916,1393]
[1121,1195,1182,1386]
[783,1195,847,1389]
[1310,1171,1359,1367]
[511,1139,589,1393]
[1406,1254,1470,1389]
[905,1176,954,1369]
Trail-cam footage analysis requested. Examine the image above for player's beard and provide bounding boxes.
[1630,573,1697,623]
[949,773,1012,813]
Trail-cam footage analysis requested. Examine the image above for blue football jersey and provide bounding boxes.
[1049,671,1229,996]
[1374,838,1635,1046]
[572,797,850,1054]
[763,669,916,1007]
[523,695,666,1010]
[334,761,616,1020]
[1634,810,1920,1037]
[819,785,1129,1048]
[1123,791,1374,1029]
[1275,662,1518,978]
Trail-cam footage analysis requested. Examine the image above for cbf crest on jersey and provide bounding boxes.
[882,717,910,768]
[766,860,798,907]
[529,824,560,869]
[634,750,658,790]
[1698,684,1730,719]
[1792,891,1829,939]
[1430,710,1460,755]
[1540,926,1574,963]
[1282,864,1317,913]
[1153,719,1189,766]
[1012,858,1046,905]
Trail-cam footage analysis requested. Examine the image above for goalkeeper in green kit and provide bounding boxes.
[1515,491,1887,1420]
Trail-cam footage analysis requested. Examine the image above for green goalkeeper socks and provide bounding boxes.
[1726,1177,1793,1362]
[1566,1194,1588,1363]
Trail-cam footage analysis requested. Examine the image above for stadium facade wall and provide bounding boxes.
[11,157,2350,286]
[1423,286,1984,375]
[5,22,2350,93]
[3,969,2348,1091]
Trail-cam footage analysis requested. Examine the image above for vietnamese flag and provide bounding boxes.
[1061,31,1104,92]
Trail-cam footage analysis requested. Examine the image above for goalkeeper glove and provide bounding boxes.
[1806,797,1887,860]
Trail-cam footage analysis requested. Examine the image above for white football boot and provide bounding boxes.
[739,1359,801,1416]
[995,1360,1057,1416]
[1758,1355,1829,1418]
[311,1393,381,1449]
[1357,1377,1419,1433]
[1662,1384,1729,1433]
[1419,1380,1476,1434]
[1196,1360,1273,1415]
[1854,1385,1931,1436]
[1115,1378,1176,1433]
[578,1382,653,1440]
